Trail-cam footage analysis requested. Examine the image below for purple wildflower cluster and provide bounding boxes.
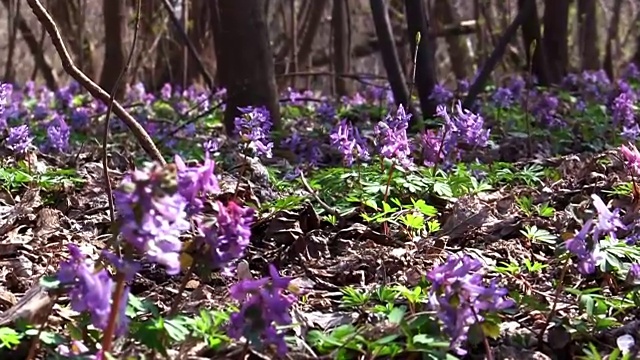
[427,254,514,354]
[426,101,489,166]
[565,194,627,274]
[228,264,297,356]
[234,106,274,158]
[374,105,413,169]
[330,119,370,166]
[57,244,130,335]
[56,151,283,349]
[429,83,454,105]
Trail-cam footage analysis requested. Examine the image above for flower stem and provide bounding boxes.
[101,271,126,354]
[169,261,196,316]
[382,164,395,234]
[537,256,570,349]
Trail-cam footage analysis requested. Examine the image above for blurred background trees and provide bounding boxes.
[5,0,640,116]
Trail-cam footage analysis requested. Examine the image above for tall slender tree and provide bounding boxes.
[542,0,569,84]
[577,0,600,70]
[99,0,127,99]
[212,0,280,135]
[518,0,551,85]
[332,0,351,96]
[404,0,437,121]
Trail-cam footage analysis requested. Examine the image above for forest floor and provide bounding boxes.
[0,76,638,360]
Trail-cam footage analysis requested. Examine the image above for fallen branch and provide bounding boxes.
[26,0,165,165]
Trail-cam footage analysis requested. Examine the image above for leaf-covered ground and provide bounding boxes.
[1,70,640,359]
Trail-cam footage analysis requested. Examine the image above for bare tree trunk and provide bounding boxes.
[433,0,469,79]
[99,0,127,99]
[518,0,551,85]
[578,0,599,70]
[332,0,350,96]
[48,0,96,79]
[604,0,622,79]
[370,0,412,109]
[212,0,280,135]
[404,0,437,121]
[634,33,640,68]
[1,0,56,88]
[4,0,19,82]
[542,0,569,84]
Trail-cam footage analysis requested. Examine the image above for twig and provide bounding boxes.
[100,0,142,354]
[25,0,165,165]
[298,170,340,218]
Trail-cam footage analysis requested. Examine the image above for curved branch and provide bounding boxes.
[26,0,165,165]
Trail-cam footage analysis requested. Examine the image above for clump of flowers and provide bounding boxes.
[234,106,274,158]
[374,105,413,169]
[6,124,33,155]
[427,254,514,355]
[566,194,628,275]
[44,114,71,153]
[432,101,490,166]
[56,244,130,335]
[429,83,454,105]
[611,91,639,141]
[620,142,640,176]
[228,264,297,356]
[330,119,370,166]
[198,201,255,272]
[113,163,191,275]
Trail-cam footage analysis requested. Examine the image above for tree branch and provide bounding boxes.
[26,0,165,165]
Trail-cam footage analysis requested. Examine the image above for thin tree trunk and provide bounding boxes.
[434,0,469,80]
[332,0,350,96]
[604,0,623,79]
[99,0,127,99]
[577,0,599,70]
[518,0,551,85]
[370,0,412,109]
[542,0,569,84]
[212,0,280,135]
[404,0,437,121]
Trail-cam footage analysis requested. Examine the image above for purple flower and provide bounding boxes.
[200,201,254,271]
[374,105,413,168]
[630,264,640,279]
[161,83,172,101]
[620,143,640,175]
[114,163,191,275]
[611,92,636,128]
[234,106,273,158]
[330,119,370,166]
[70,106,91,129]
[436,101,490,157]
[228,264,297,356]
[532,93,563,127]
[174,153,220,214]
[429,83,454,105]
[566,219,599,274]
[44,114,70,153]
[203,139,219,153]
[316,101,336,122]
[6,124,33,154]
[427,254,514,355]
[491,87,514,108]
[420,129,443,167]
[591,194,626,242]
[57,244,129,335]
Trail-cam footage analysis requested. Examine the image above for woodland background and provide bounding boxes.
[2,0,640,123]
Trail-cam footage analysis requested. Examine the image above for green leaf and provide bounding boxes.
[387,307,406,325]
[481,321,501,339]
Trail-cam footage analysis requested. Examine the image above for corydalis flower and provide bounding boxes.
[114,163,190,275]
[174,154,220,215]
[57,244,129,335]
[200,201,255,271]
[374,105,413,169]
[429,83,454,105]
[566,219,599,274]
[6,124,33,154]
[45,114,70,153]
[330,119,370,166]
[427,255,513,355]
[234,106,273,158]
[611,92,636,128]
[591,194,626,242]
[228,264,297,356]
[620,143,640,175]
